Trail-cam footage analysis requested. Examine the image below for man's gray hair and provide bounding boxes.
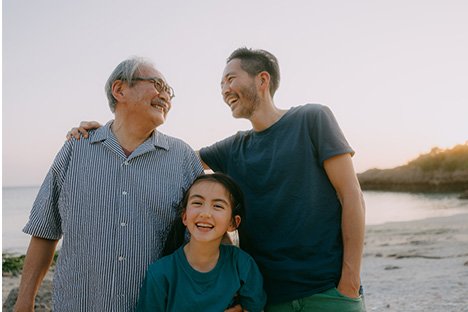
[105,57,154,112]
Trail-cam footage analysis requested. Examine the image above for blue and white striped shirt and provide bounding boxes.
[24,121,203,311]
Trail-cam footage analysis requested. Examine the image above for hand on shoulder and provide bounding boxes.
[66,121,102,140]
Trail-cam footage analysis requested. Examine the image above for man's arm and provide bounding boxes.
[14,236,59,312]
[195,151,211,170]
[68,121,215,172]
[66,121,102,140]
[65,123,216,172]
[324,153,365,298]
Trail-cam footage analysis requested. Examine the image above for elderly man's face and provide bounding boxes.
[122,65,173,129]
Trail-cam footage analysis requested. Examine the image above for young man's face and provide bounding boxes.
[221,59,260,119]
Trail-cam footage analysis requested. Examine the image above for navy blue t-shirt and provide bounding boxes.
[199,104,354,304]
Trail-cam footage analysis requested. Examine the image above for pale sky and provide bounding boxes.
[3,0,468,187]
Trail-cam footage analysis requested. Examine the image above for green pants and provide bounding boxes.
[265,288,365,312]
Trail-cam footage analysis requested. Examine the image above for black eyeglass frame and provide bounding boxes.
[131,77,175,99]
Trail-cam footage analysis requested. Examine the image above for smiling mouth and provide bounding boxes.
[152,102,167,114]
[225,95,239,107]
[229,100,238,108]
[195,222,214,230]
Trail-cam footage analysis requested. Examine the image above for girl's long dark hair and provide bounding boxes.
[161,173,245,257]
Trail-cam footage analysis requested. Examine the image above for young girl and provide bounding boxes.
[136,173,266,312]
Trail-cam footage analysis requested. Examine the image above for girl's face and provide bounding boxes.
[182,181,241,244]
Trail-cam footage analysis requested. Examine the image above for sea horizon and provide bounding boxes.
[3,186,468,255]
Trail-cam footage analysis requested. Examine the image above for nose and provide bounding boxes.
[157,89,171,103]
[221,82,231,98]
[198,205,212,218]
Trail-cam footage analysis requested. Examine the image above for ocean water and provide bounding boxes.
[2,186,468,254]
[2,186,42,255]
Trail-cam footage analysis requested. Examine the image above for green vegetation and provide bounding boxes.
[2,254,26,276]
[2,252,59,276]
[358,142,468,193]
[407,143,468,172]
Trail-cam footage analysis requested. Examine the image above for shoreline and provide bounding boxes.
[3,213,468,311]
[359,183,468,195]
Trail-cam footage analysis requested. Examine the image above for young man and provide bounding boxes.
[198,48,366,311]
[15,57,203,311]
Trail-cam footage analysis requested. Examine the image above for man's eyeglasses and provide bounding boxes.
[132,77,175,100]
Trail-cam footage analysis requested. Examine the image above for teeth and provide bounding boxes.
[196,223,214,228]
[226,96,238,105]
[153,104,165,113]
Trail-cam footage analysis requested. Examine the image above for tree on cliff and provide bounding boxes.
[358,142,468,192]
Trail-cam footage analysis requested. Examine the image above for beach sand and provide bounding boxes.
[362,213,468,311]
[3,213,468,311]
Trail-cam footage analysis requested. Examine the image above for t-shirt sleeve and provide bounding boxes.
[136,264,168,312]
[22,140,74,240]
[306,104,354,165]
[199,134,237,172]
[237,250,267,312]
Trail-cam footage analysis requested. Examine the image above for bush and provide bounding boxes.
[408,143,468,172]
[2,252,59,276]
[2,255,26,276]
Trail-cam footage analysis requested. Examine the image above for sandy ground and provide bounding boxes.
[362,213,468,311]
[3,214,468,311]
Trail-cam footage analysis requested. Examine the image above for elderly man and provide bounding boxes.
[14,57,203,311]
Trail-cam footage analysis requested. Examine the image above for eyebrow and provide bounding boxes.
[189,194,229,205]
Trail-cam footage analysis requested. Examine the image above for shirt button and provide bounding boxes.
[122,191,127,195]
[123,161,129,166]
[118,256,125,261]
[120,222,126,227]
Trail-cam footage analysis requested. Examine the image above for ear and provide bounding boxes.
[228,215,241,232]
[257,71,271,93]
[111,80,126,102]
[182,212,188,227]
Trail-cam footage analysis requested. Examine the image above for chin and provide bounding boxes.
[231,109,243,119]
[152,114,166,127]
[232,111,248,119]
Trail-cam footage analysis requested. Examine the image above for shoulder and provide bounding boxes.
[146,253,177,278]
[156,132,197,154]
[216,130,252,144]
[200,130,249,154]
[67,129,99,147]
[221,244,239,254]
[289,103,331,116]
[288,104,339,128]
[221,245,255,264]
[158,132,190,147]
[60,128,105,160]
[220,244,240,258]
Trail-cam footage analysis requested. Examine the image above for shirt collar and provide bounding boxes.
[90,120,170,151]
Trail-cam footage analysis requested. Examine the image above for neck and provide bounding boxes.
[249,98,286,132]
[111,117,155,152]
[183,240,221,273]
